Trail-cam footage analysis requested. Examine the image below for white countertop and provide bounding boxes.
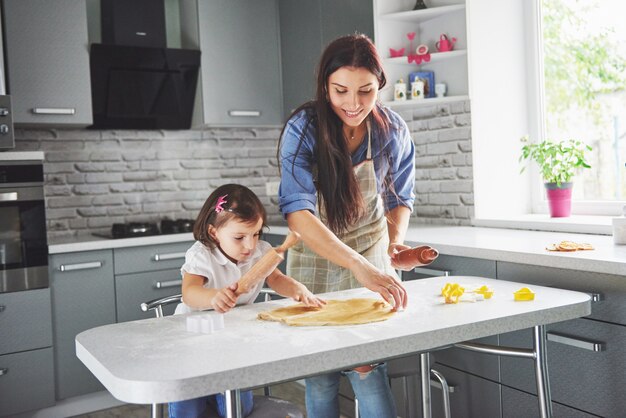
[50,225,626,275]
[76,276,590,404]
[268,225,626,276]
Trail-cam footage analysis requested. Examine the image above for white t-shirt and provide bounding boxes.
[174,240,273,314]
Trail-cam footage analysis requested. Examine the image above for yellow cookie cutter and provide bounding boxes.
[472,285,494,299]
[514,287,535,301]
[441,283,465,304]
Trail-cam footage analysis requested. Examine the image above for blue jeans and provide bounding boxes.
[168,390,254,418]
[305,363,397,418]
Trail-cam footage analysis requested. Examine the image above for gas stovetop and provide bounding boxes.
[93,219,194,239]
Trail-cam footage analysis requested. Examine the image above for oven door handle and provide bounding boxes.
[0,192,17,201]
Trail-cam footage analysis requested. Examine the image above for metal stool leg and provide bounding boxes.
[534,325,553,418]
[224,390,233,418]
[354,397,359,418]
[430,369,451,418]
[151,402,163,418]
[420,352,432,418]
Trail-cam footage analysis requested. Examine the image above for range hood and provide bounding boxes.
[89,0,200,130]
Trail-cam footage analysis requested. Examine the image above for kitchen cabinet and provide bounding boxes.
[1,0,92,127]
[501,386,597,418]
[180,0,283,126]
[373,0,468,106]
[497,261,626,418]
[278,0,374,120]
[49,250,115,400]
[0,289,54,416]
[114,241,191,322]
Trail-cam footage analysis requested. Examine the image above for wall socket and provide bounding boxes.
[265,181,280,196]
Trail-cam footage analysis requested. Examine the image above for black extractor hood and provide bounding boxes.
[90,0,200,130]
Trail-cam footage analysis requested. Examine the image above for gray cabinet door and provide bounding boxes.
[401,254,497,281]
[2,0,92,126]
[0,347,55,416]
[502,386,596,418]
[497,261,626,326]
[181,0,283,126]
[500,318,626,418]
[116,269,182,322]
[0,288,52,355]
[49,250,115,400]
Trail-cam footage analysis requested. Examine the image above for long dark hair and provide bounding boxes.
[278,34,391,235]
[193,184,267,249]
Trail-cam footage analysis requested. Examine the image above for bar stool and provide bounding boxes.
[140,291,304,418]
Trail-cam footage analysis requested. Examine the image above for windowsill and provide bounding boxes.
[472,214,613,236]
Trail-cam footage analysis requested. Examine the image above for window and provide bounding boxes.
[536,0,626,214]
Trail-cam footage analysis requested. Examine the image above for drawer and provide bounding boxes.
[0,347,55,416]
[502,386,597,418]
[500,318,626,417]
[401,254,496,281]
[497,261,626,325]
[432,335,500,381]
[430,364,502,418]
[114,241,192,274]
[0,288,52,355]
[116,269,182,322]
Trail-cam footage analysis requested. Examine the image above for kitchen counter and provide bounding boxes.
[49,225,626,276]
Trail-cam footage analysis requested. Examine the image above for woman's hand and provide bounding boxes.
[211,283,239,313]
[388,242,412,270]
[292,283,326,308]
[351,259,407,311]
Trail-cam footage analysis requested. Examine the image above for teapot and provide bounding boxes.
[436,34,457,52]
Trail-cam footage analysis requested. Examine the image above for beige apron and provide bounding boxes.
[287,120,398,294]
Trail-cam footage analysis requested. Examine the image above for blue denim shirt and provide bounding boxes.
[278,106,415,217]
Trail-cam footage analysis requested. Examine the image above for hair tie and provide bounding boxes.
[215,194,228,213]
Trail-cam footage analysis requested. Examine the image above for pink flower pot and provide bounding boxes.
[545,182,573,217]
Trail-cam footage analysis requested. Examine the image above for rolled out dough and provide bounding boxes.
[257,298,395,326]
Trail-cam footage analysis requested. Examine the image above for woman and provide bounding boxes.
[277,34,416,418]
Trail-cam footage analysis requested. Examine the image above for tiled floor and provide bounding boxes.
[71,382,307,418]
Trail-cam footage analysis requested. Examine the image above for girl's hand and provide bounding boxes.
[211,283,239,313]
[388,242,412,270]
[292,284,326,308]
[352,260,407,311]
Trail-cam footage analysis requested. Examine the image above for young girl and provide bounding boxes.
[169,183,324,418]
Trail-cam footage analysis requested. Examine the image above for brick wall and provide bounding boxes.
[14,99,472,240]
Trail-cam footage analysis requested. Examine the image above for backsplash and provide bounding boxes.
[14,99,472,241]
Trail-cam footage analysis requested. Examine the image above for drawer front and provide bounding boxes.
[432,335,500,381]
[50,249,115,400]
[500,318,626,417]
[430,364,502,418]
[114,241,192,274]
[0,288,52,355]
[401,254,496,281]
[502,386,596,418]
[116,269,183,322]
[0,347,55,416]
[497,261,626,325]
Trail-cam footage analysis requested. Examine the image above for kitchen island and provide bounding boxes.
[76,276,590,417]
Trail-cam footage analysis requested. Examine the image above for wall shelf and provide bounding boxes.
[382,94,469,108]
[379,4,465,23]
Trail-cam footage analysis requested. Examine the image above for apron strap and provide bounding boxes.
[366,120,372,160]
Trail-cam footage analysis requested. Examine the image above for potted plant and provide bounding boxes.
[519,136,592,217]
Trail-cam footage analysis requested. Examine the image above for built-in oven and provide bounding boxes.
[0,159,48,292]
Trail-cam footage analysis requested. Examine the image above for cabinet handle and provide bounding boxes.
[0,305,5,313]
[153,252,186,261]
[0,368,8,376]
[59,261,103,272]
[32,107,76,115]
[588,292,603,303]
[0,192,17,201]
[155,279,182,289]
[413,267,450,277]
[228,110,261,117]
[546,332,605,352]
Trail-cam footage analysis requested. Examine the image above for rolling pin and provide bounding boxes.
[393,245,439,271]
[235,230,301,295]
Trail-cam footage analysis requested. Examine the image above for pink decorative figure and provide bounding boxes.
[389,47,405,58]
[407,32,416,56]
